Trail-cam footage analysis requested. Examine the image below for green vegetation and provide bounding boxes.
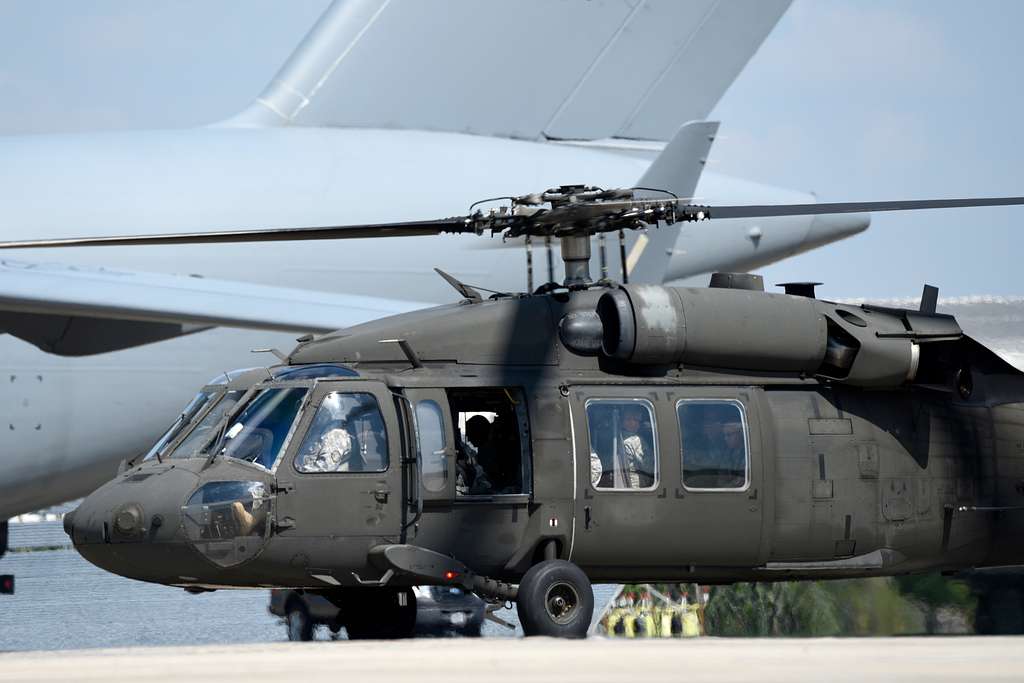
[616,574,978,636]
[10,544,72,553]
[701,574,975,636]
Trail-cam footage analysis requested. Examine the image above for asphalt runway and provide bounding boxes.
[2,637,1023,683]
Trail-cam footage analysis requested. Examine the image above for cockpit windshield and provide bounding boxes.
[206,387,308,469]
[167,390,247,460]
[142,391,215,462]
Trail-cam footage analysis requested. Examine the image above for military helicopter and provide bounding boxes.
[10,186,1024,639]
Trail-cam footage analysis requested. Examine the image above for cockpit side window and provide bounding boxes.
[585,399,659,490]
[213,387,308,469]
[294,392,389,473]
[677,400,749,490]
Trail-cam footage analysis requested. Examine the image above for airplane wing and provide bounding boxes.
[0,0,793,356]
[0,260,428,356]
[229,0,791,142]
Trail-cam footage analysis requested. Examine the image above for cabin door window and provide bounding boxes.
[447,388,532,497]
[293,392,388,473]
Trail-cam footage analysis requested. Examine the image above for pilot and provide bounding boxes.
[302,420,356,472]
[619,405,654,488]
[230,482,268,536]
[231,501,259,535]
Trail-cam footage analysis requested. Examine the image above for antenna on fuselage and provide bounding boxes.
[545,235,555,284]
[525,235,534,292]
[379,339,423,369]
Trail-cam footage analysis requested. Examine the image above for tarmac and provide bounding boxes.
[2,637,1023,683]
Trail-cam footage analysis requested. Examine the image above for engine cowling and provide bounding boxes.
[597,285,827,372]
[594,284,961,387]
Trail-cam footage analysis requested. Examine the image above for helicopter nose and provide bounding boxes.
[62,508,75,537]
[67,466,198,580]
[804,211,871,249]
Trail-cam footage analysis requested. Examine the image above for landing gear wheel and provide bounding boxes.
[516,560,593,638]
[343,587,417,640]
[286,601,314,642]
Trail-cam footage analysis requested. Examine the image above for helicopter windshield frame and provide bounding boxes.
[137,376,385,474]
[268,378,401,476]
[141,388,219,463]
[164,387,252,461]
[198,380,312,471]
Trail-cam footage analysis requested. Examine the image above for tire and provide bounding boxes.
[344,588,417,640]
[286,601,315,642]
[516,560,593,638]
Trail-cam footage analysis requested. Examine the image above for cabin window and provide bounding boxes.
[294,392,388,473]
[415,400,448,492]
[677,400,749,490]
[447,388,531,496]
[585,399,658,490]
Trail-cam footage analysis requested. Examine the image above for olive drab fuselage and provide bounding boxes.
[67,282,1024,591]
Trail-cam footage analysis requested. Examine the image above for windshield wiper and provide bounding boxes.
[202,417,232,468]
[156,399,212,464]
[201,388,257,469]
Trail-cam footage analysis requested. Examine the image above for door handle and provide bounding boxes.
[374,487,390,504]
[584,505,592,530]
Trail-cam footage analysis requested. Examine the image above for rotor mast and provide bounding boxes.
[560,234,593,287]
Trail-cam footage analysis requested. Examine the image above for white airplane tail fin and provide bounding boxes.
[225,0,789,142]
[626,120,719,283]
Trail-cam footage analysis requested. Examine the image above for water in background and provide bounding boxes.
[1,549,282,651]
[0,547,619,651]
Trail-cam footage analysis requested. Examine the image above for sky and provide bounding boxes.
[0,0,1021,299]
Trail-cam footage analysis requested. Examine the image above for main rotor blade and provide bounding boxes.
[0,218,468,249]
[707,196,1024,220]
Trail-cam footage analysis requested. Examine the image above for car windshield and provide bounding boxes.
[167,390,247,460]
[142,391,216,462]
[207,387,308,469]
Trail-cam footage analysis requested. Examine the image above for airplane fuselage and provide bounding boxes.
[0,127,867,517]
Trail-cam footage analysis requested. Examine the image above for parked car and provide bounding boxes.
[269,585,486,640]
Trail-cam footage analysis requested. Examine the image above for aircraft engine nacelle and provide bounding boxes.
[594,284,953,388]
[597,285,827,372]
